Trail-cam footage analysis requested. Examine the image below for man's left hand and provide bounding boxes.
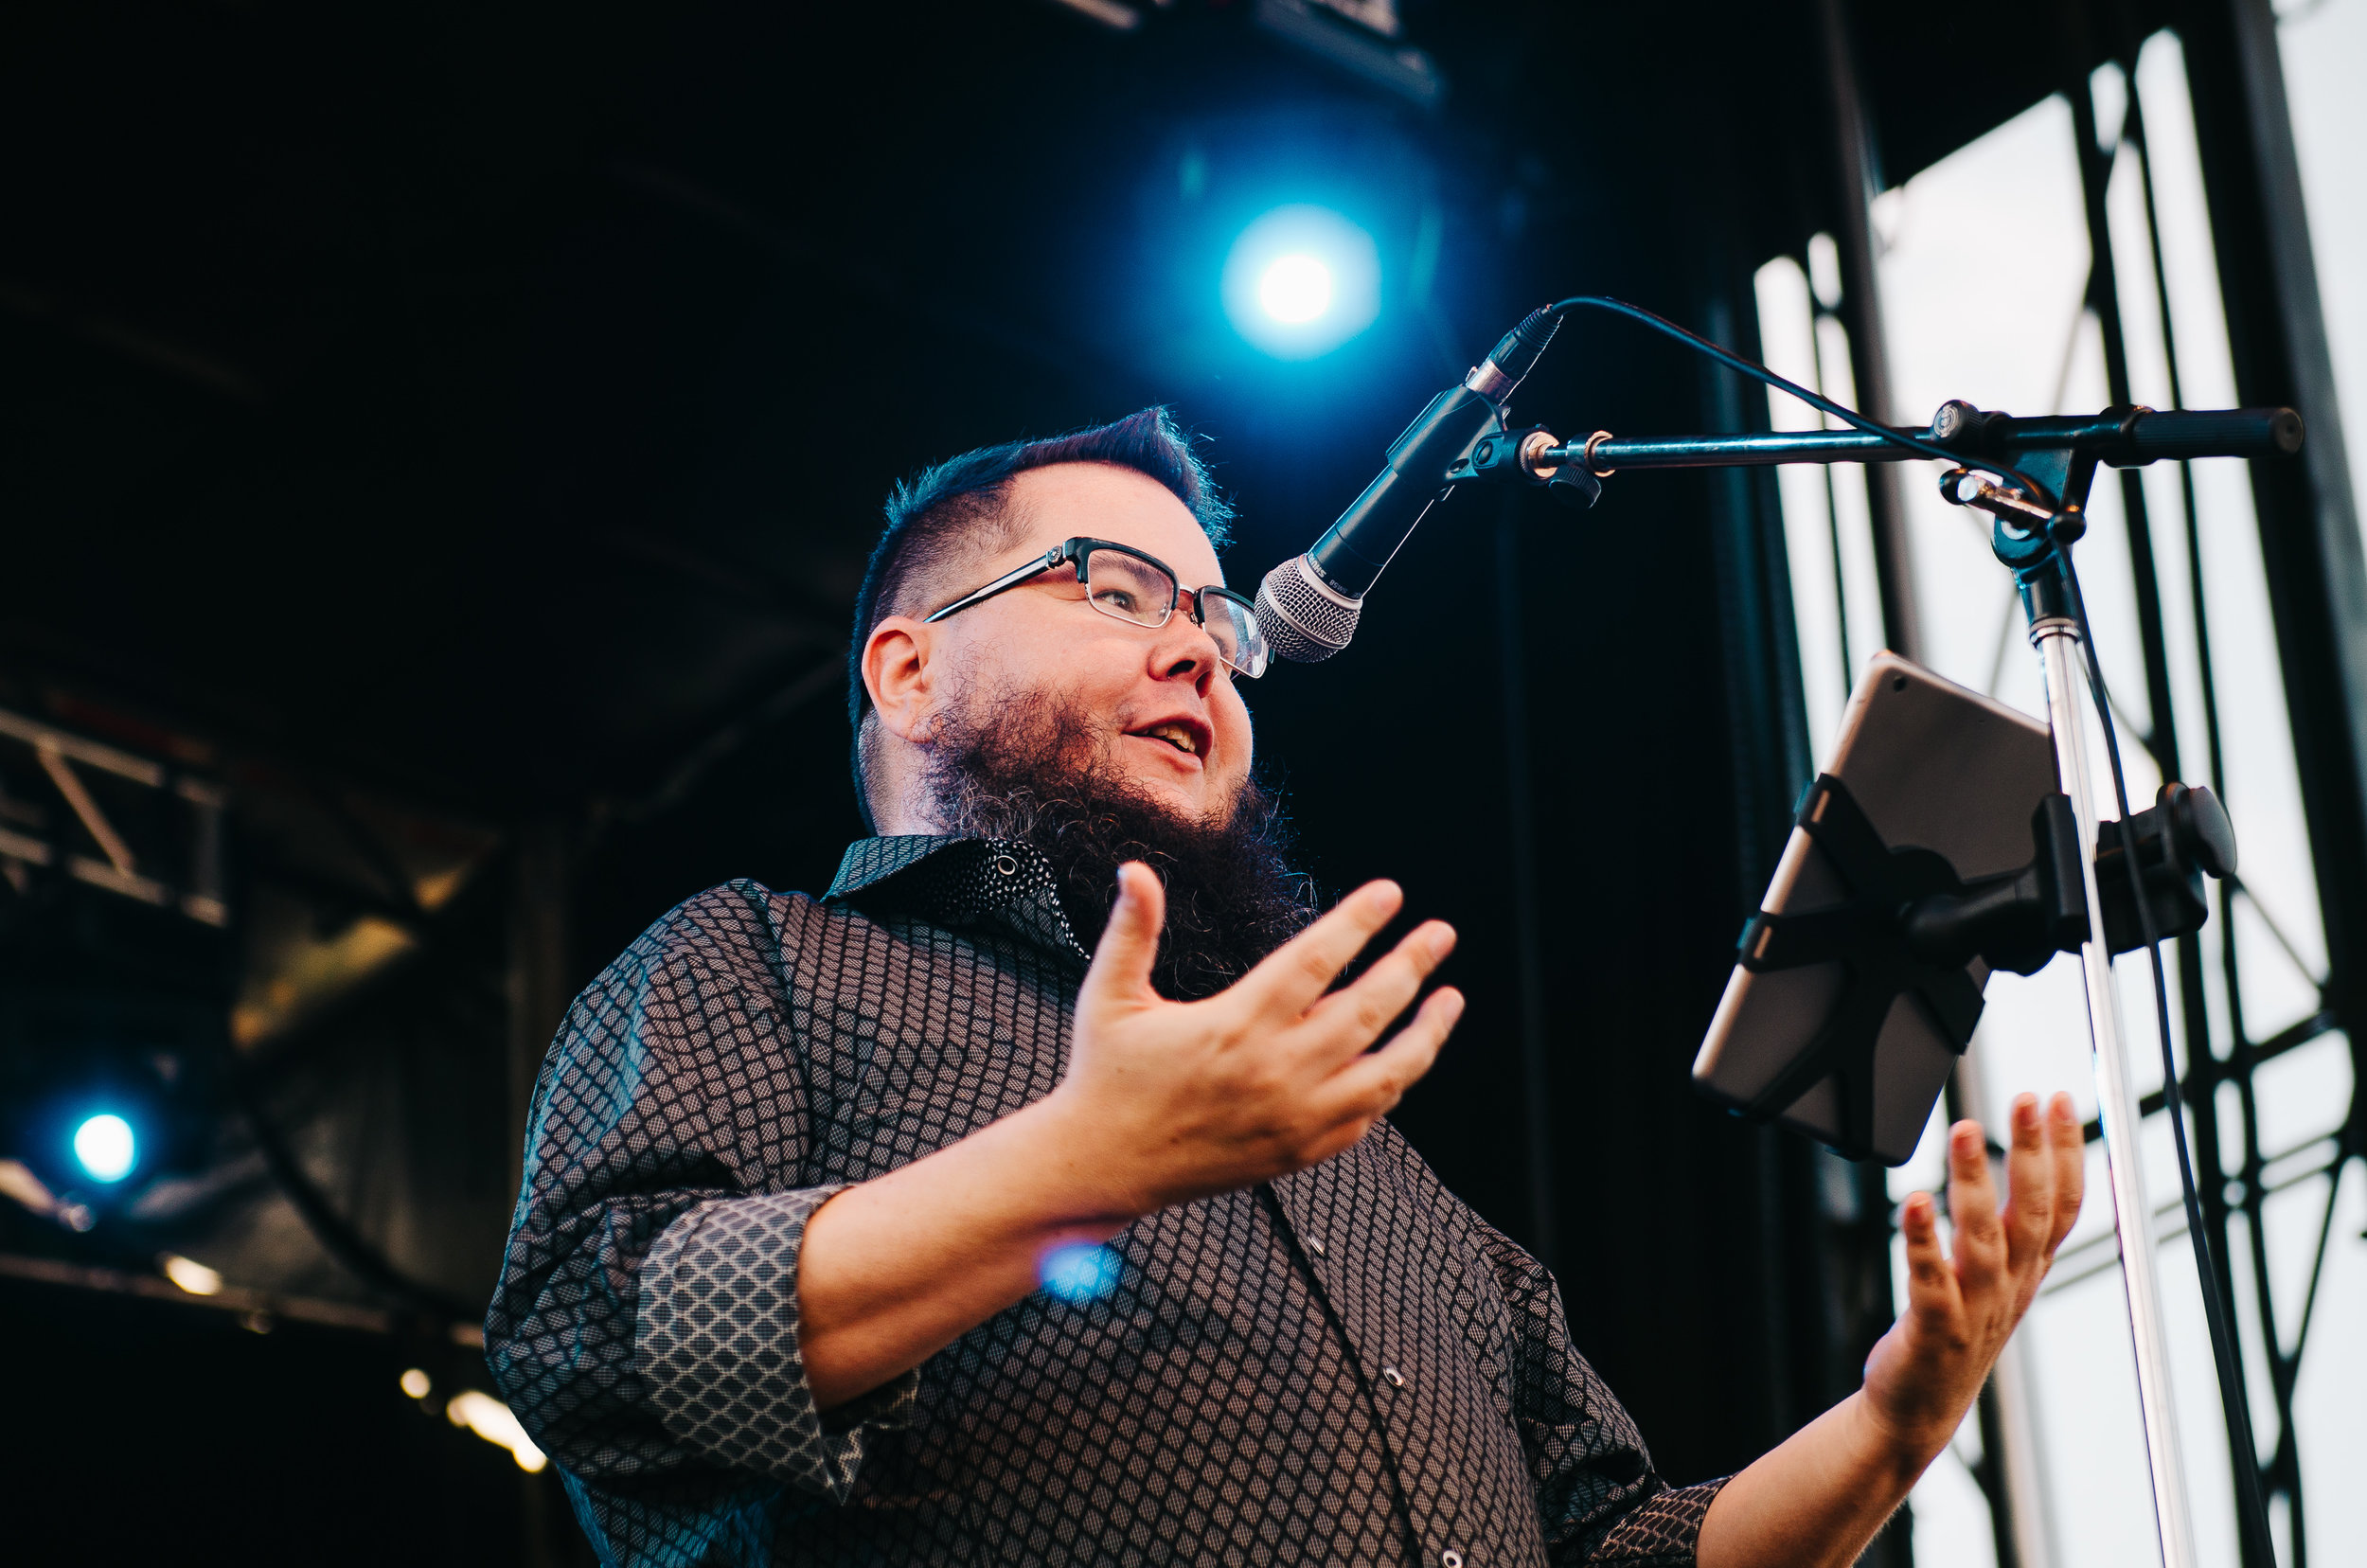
[1861,1091,2085,1463]
[1700,1090,2085,1568]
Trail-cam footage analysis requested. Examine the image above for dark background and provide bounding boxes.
[0,0,2169,1560]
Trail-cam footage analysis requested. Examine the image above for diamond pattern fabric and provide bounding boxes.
[640,1186,920,1500]
[488,836,1726,1566]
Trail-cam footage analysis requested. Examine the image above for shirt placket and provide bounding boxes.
[1269,1149,1547,1568]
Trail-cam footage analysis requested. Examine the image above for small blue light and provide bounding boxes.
[1040,1243,1122,1304]
[1221,205,1380,360]
[73,1114,136,1184]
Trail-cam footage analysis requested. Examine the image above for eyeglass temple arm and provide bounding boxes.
[920,547,1069,624]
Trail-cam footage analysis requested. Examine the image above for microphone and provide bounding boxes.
[1256,305,1563,662]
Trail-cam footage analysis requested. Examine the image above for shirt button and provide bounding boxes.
[1382,1365,1406,1388]
[1441,1552,1465,1568]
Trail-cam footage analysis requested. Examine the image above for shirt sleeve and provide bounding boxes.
[638,1186,918,1495]
[1467,1218,1729,1566]
[1371,1123,1728,1567]
[484,880,917,1512]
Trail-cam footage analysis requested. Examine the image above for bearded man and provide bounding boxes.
[489,408,2084,1568]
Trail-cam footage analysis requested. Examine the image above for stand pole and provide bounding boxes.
[2033,615,2199,1568]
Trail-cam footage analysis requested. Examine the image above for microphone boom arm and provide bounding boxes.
[1530,404,2302,473]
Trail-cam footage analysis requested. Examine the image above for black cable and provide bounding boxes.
[2058,549,2281,1568]
[1543,294,2054,503]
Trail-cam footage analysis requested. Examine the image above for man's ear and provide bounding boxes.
[863,615,935,743]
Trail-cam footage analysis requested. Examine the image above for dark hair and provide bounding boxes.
[846,406,1234,827]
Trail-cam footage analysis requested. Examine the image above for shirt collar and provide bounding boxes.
[825,835,1091,967]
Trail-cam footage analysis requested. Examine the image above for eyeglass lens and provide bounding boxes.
[1082,548,1176,628]
[1198,593,1268,678]
[1083,547,1267,678]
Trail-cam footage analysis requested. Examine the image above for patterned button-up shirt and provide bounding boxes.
[488,835,1725,1567]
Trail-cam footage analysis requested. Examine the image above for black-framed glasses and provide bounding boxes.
[923,537,1271,679]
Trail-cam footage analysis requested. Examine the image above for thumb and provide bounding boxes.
[1080,862,1164,1009]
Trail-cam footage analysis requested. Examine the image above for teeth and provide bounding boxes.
[1140,722,1199,756]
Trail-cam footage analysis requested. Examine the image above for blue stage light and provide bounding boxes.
[1258,254,1333,324]
[72,1113,136,1184]
[1222,205,1379,360]
[1040,1242,1122,1303]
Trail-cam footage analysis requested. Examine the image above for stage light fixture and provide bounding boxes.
[1221,205,1379,360]
[447,1389,548,1472]
[160,1254,223,1295]
[71,1113,136,1184]
[1258,254,1333,323]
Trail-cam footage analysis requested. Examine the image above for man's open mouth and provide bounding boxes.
[1128,720,1208,757]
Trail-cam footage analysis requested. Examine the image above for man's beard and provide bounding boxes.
[920,687,1315,999]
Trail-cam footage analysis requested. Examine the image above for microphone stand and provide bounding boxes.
[1460,401,2306,1568]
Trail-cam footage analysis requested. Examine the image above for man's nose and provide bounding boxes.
[1152,602,1220,693]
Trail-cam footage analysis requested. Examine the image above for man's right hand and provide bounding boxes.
[1039,862,1464,1221]
[797,862,1459,1409]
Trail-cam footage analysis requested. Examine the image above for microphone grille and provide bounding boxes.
[1255,557,1361,664]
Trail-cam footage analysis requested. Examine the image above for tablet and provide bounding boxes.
[1691,650,2058,1165]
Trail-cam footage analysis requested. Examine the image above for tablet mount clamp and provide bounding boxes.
[1732,769,2237,1165]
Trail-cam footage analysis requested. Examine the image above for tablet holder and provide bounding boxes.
[1733,773,2234,1161]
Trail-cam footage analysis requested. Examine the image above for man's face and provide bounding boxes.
[915,462,1254,823]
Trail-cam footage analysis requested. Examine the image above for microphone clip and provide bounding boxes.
[1443,425,1604,510]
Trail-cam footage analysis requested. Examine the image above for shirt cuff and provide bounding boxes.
[1579,1478,1731,1565]
[638,1187,919,1502]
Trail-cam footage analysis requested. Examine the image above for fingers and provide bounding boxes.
[1898,1190,1964,1328]
[1078,863,1165,1011]
[2045,1092,2085,1254]
[1235,880,1410,1018]
[2001,1093,2055,1277]
[1300,918,1458,1058]
[1945,1119,2006,1302]
[1306,987,1464,1130]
